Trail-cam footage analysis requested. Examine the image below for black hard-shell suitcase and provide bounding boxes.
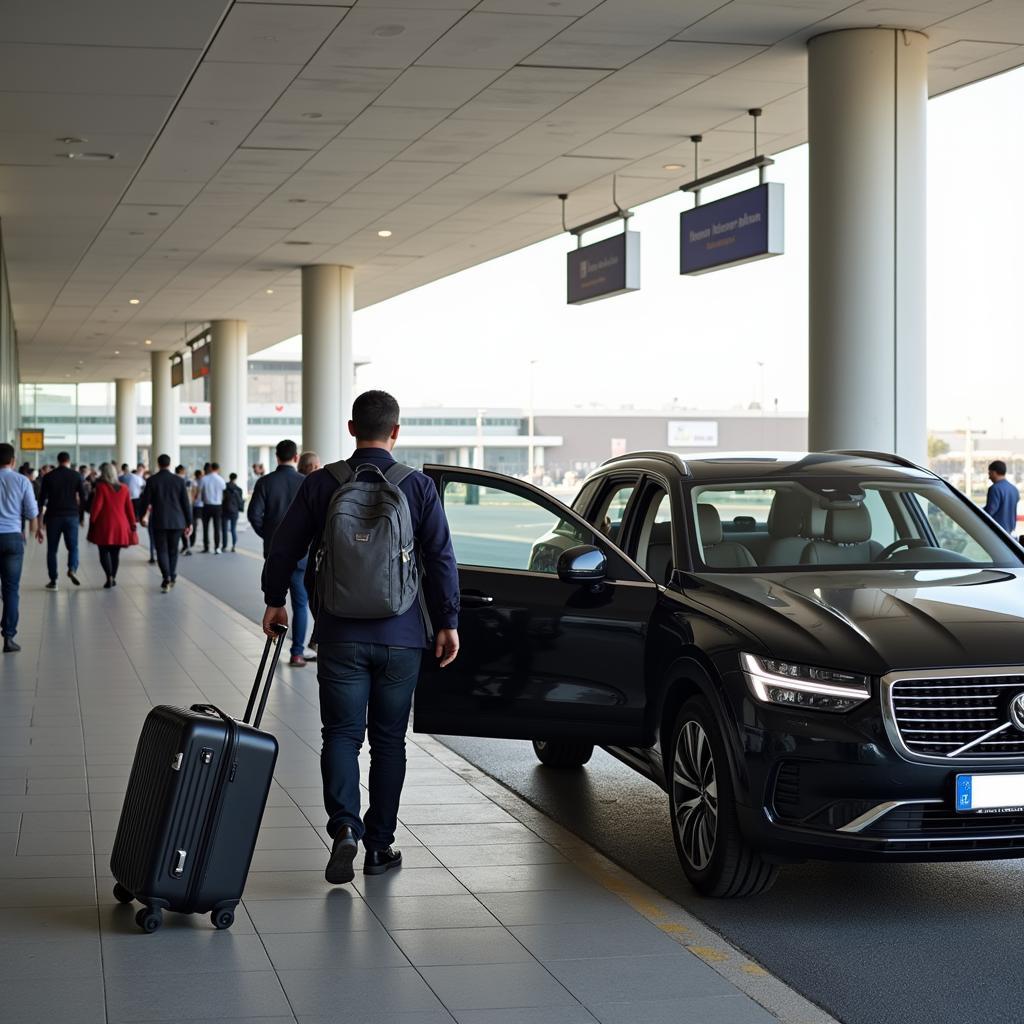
[109,626,286,932]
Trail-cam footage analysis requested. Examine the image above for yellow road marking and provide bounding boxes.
[688,945,730,963]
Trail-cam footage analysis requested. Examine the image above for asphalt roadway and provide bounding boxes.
[171,517,1024,1024]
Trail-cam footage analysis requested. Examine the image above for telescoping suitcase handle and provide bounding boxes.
[243,624,288,729]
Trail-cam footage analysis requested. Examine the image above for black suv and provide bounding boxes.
[414,451,1024,896]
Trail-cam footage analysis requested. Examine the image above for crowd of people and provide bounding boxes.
[0,442,320,664]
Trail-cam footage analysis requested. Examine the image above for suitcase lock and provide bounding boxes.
[171,752,183,771]
[173,849,187,877]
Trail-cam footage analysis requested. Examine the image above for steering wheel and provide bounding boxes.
[875,537,930,561]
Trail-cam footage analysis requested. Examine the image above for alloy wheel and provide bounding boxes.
[672,719,719,871]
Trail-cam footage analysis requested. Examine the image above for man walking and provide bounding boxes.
[249,440,310,667]
[984,460,1020,536]
[139,454,193,592]
[0,443,40,652]
[222,473,244,553]
[38,451,85,589]
[198,462,226,553]
[261,391,460,884]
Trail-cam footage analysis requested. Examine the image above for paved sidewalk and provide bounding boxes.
[0,543,833,1024]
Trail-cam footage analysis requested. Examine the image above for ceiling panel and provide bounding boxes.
[206,2,347,63]
[416,12,575,68]
[375,67,505,108]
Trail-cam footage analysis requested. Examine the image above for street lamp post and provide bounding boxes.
[527,359,539,482]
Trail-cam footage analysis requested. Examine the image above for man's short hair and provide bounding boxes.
[990,460,1008,476]
[57,451,70,464]
[210,462,220,471]
[175,465,185,474]
[352,390,400,442]
[0,443,13,467]
[298,451,319,475]
[276,439,298,462]
[229,472,237,481]
[157,454,171,468]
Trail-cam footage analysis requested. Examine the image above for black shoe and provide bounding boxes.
[2,639,20,653]
[184,549,193,557]
[111,578,117,587]
[103,579,112,589]
[325,826,358,885]
[67,571,80,586]
[148,558,156,564]
[45,580,57,590]
[160,580,170,593]
[364,847,402,876]
[169,578,176,588]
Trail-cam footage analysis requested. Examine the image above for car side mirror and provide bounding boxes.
[557,544,607,584]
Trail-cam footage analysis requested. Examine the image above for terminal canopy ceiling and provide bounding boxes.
[5,0,1024,381]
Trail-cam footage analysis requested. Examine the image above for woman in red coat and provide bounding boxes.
[87,462,137,588]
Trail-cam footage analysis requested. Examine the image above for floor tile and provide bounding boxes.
[17,829,94,856]
[0,875,97,908]
[453,1010,598,1024]
[365,895,501,931]
[399,804,516,825]
[105,969,292,1022]
[101,931,273,976]
[449,863,596,893]
[278,966,445,1015]
[3,973,106,1023]
[509,919,689,960]
[430,844,568,869]
[477,890,642,927]
[408,823,543,846]
[544,954,736,1005]
[392,926,533,966]
[419,962,578,1010]
[588,994,779,1024]
[244,894,385,934]
[297,1013,454,1024]
[261,927,409,969]
[354,866,468,899]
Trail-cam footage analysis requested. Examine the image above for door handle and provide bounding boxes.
[461,592,494,607]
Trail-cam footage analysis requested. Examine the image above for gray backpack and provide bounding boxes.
[314,461,419,619]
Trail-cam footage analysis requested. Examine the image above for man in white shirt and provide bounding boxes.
[121,464,145,502]
[197,462,227,554]
[0,443,40,653]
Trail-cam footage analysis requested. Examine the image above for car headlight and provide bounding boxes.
[740,653,870,713]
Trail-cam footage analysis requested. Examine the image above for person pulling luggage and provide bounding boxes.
[261,391,460,884]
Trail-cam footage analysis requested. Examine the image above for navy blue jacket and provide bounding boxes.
[984,477,1020,534]
[248,464,303,559]
[262,448,460,648]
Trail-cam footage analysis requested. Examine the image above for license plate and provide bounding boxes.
[955,773,1024,814]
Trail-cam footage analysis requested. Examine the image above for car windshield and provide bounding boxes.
[689,477,1022,572]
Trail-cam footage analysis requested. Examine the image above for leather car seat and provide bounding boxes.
[800,504,882,564]
[697,504,757,568]
[763,492,811,566]
[645,521,674,583]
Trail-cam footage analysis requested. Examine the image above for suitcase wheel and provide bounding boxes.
[135,907,163,933]
[112,883,134,905]
[211,907,235,930]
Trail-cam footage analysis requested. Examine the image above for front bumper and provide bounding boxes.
[723,671,1024,862]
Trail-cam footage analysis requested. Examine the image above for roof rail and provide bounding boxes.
[601,450,691,476]
[826,449,923,471]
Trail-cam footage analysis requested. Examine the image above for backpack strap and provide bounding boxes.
[383,463,415,486]
[325,461,354,488]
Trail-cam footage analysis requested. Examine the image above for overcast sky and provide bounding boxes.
[262,65,1023,434]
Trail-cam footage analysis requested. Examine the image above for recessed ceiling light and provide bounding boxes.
[265,288,274,295]
[147,211,159,217]
[129,298,141,305]
[114,350,120,355]
[372,24,405,37]
[301,112,323,119]
[663,163,683,171]
[129,230,145,236]
[144,339,152,345]
[285,240,312,246]
[288,198,308,204]
[61,151,116,161]
[377,229,393,238]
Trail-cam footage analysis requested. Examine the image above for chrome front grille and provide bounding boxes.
[887,674,1024,761]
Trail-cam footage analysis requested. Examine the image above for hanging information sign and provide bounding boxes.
[191,341,211,380]
[680,182,783,275]
[171,357,184,388]
[567,231,640,304]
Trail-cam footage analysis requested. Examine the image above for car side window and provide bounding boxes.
[442,479,589,573]
[634,490,674,583]
[910,493,991,560]
[590,481,639,543]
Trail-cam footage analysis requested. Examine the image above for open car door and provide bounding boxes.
[413,466,660,746]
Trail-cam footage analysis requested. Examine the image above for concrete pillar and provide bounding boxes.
[302,264,354,463]
[151,350,179,467]
[807,28,927,465]
[115,378,137,468]
[209,320,248,477]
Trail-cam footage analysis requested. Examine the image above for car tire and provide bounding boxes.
[668,697,778,898]
[532,739,594,768]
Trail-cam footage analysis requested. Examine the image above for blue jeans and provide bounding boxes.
[45,514,79,581]
[289,567,308,656]
[318,642,422,848]
[223,512,238,549]
[0,532,25,639]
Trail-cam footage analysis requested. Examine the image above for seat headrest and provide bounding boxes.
[649,521,673,544]
[806,503,827,538]
[697,504,723,546]
[826,504,872,544]
[767,491,806,538]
